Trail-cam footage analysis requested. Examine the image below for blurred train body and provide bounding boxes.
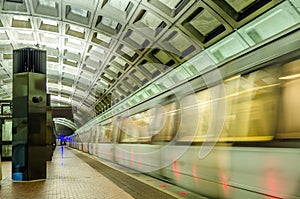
[69,30,300,199]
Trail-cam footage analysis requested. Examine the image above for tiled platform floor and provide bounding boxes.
[0,146,134,199]
[0,146,205,199]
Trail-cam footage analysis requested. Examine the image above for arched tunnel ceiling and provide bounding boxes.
[0,0,289,127]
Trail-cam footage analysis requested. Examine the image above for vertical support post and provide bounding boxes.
[46,96,54,161]
[12,48,47,181]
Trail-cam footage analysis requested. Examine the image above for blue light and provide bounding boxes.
[12,172,23,181]
[59,135,64,140]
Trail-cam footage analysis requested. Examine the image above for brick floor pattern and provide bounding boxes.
[0,146,133,199]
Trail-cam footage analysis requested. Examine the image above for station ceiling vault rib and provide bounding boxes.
[0,0,286,126]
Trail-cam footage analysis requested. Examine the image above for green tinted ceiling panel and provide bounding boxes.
[189,9,222,36]
[224,0,256,12]
[146,84,161,96]
[206,32,249,63]
[169,66,191,82]
[238,1,300,46]
[182,62,199,77]
[290,0,300,11]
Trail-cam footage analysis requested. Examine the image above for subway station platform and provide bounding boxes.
[0,146,205,199]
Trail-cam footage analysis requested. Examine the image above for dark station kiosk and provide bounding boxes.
[12,48,47,181]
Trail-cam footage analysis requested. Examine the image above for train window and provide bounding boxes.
[81,130,89,144]
[119,109,152,143]
[88,130,93,144]
[152,102,178,142]
[81,130,90,152]
[177,64,282,142]
[118,117,130,142]
[87,130,92,143]
[176,91,211,142]
[277,59,300,139]
[91,126,97,143]
[118,102,178,143]
[219,65,280,141]
[100,123,113,143]
[95,123,101,143]
[97,125,101,142]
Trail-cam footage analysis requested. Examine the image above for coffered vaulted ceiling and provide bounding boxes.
[0,0,296,126]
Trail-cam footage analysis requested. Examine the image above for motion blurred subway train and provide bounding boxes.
[68,10,300,199]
